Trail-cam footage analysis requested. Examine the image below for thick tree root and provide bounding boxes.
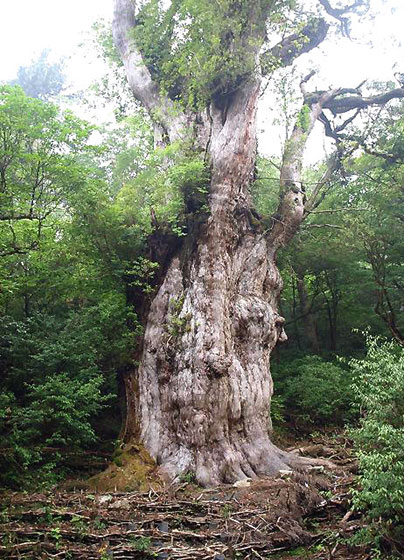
[1,433,363,560]
[154,438,338,487]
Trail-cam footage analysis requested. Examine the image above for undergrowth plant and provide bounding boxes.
[350,335,404,555]
[272,355,353,429]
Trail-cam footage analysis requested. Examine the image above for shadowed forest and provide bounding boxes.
[1,0,404,558]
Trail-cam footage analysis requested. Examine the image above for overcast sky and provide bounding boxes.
[0,0,112,84]
[2,1,403,82]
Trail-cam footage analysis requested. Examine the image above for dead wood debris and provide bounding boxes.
[0,434,368,559]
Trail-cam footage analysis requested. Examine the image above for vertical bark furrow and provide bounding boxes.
[115,38,298,484]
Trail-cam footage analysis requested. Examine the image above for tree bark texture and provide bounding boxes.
[112,0,404,485]
[134,81,301,485]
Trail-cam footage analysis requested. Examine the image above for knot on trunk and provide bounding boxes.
[205,352,232,377]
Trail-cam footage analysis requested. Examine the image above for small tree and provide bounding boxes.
[10,49,66,100]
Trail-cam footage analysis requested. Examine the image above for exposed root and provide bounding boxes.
[285,450,339,473]
[154,438,338,488]
[1,431,368,560]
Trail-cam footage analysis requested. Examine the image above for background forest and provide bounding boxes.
[0,3,404,557]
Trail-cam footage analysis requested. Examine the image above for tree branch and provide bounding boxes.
[261,19,329,75]
[113,0,186,142]
[304,223,343,229]
[362,144,404,165]
[319,0,368,18]
[318,0,369,37]
[321,88,404,114]
[0,214,40,221]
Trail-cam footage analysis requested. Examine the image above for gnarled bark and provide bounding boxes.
[112,0,404,486]
[136,80,296,485]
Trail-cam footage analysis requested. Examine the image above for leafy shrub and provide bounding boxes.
[0,373,109,488]
[116,146,209,240]
[270,394,286,428]
[16,373,109,448]
[0,294,135,488]
[350,336,404,544]
[272,355,353,428]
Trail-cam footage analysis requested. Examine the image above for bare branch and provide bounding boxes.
[319,110,339,141]
[319,0,368,18]
[0,246,35,258]
[300,71,316,96]
[318,0,369,37]
[304,223,343,229]
[305,153,341,215]
[322,88,404,114]
[261,19,329,75]
[306,207,368,214]
[335,108,361,132]
[0,214,41,221]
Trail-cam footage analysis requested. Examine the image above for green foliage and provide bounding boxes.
[102,114,154,192]
[269,394,286,429]
[272,356,353,427]
[350,336,404,533]
[116,144,210,241]
[132,0,295,107]
[0,296,135,487]
[88,20,137,118]
[166,294,192,338]
[251,156,280,220]
[0,86,140,488]
[273,151,396,356]
[180,470,197,483]
[0,81,213,489]
[340,104,404,343]
[0,85,96,259]
[18,373,108,447]
[296,104,311,132]
[129,536,152,551]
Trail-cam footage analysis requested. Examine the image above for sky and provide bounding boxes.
[0,0,112,85]
[1,1,403,83]
[1,0,404,160]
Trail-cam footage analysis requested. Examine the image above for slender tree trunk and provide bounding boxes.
[291,275,303,351]
[296,272,320,353]
[322,270,339,352]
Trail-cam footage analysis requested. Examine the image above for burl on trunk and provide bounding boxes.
[110,0,403,486]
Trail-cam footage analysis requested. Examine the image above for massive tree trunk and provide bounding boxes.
[119,79,306,485]
[112,0,404,486]
[134,81,294,485]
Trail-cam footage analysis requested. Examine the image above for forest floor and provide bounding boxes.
[0,432,372,560]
